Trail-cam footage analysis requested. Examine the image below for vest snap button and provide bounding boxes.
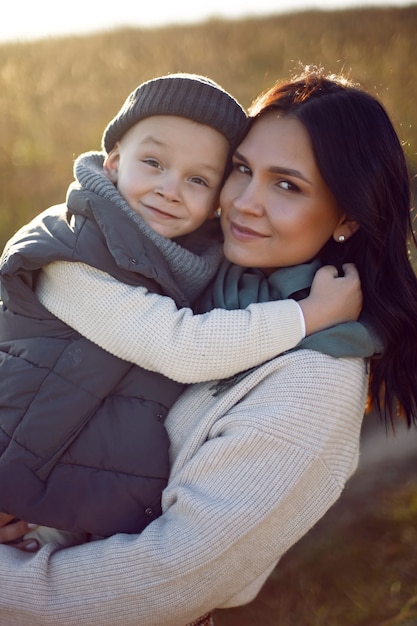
[145,507,153,516]
[129,257,137,265]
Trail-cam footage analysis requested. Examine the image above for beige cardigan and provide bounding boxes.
[0,346,367,625]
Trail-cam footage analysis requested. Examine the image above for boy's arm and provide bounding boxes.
[36,261,361,384]
[36,262,303,383]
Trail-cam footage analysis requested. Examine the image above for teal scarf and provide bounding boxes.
[199,259,381,360]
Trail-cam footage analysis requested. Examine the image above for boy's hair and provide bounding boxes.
[102,73,247,153]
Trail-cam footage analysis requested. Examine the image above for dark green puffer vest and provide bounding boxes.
[0,187,199,537]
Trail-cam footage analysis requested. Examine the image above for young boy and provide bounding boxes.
[0,73,360,548]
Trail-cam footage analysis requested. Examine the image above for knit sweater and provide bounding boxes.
[36,261,305,382]
[0,349,367,626]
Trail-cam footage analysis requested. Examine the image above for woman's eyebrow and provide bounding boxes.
[269,166,312,185]
[234,150,312,185]
[233,150,247,163]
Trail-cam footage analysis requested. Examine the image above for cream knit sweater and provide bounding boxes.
[35,261,306,382]
[0,262,368,625]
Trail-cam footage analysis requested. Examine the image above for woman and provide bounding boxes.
[0,67,416,626]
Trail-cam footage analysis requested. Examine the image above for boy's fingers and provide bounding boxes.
[342,263,360,279]
[0,519,30,544]
[13,539,39,552]
[0,512,15,527]
[315,265,338,279]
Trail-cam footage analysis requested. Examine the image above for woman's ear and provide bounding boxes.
[103,145,120,183]
[207,204,221,220]
[333,217,360,243]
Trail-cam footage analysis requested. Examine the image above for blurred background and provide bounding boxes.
[1,2,416,623]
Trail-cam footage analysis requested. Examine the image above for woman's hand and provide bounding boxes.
[0,512,39,552]
[299,263,363,336]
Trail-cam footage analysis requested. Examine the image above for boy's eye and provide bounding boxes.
[189,176,208,187]
[143,158,162,169]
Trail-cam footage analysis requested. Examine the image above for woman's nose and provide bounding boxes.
[232,180,264,216]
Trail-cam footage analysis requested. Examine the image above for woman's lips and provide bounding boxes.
[229,220,268,241]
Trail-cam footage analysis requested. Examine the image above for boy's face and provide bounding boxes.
[104,115,229,238]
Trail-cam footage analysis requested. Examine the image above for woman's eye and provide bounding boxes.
[278,180,300,192]
[233,162,251,175]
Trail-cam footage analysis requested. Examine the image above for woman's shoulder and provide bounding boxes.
[179,350,367,421]
[232,351,367,470]
[210,350,366,441]
[237,350,367,399]
[247,350,368,420]
[169,350,367,493]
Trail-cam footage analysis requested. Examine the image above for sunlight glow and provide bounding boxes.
[2,0,414,43]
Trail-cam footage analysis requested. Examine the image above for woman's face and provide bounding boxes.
[220,111,346,272]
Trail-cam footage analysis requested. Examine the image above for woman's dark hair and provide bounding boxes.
[249,66,417,428]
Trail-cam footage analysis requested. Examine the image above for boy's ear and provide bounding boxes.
[103,146,120,183]
[333,217,360,242]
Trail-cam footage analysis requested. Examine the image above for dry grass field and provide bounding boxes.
[0,5,416,247]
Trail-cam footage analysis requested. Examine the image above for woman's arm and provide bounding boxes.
[0,353,367,626]
[36,261,361,383]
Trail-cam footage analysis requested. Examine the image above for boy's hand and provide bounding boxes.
[299,263,363,336]
[0,512,39,552]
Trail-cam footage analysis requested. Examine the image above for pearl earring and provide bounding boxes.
[338,234,345,242]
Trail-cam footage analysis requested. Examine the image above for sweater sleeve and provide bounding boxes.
[0,353,367,626]
[35,261,304,383]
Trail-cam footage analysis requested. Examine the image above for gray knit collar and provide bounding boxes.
[72,151,223,302]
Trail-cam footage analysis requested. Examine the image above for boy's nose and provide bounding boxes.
[154,175,181,202]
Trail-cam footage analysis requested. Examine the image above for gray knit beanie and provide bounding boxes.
[102,73,247,153]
